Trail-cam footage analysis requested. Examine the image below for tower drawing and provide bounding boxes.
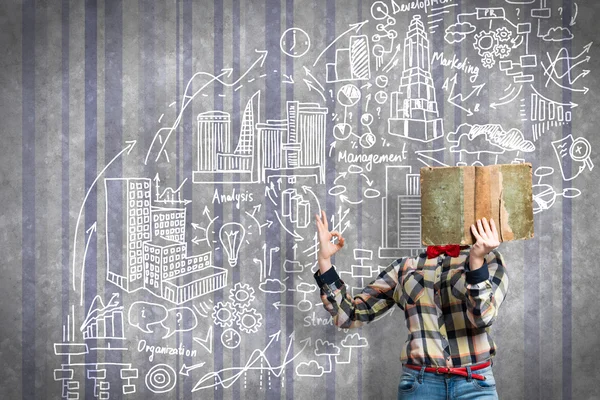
[105,178,152,292]
[379,166,424,258]
[196,111,231,171]
[388,15,444,142]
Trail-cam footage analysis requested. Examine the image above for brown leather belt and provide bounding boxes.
[404,360,491,381]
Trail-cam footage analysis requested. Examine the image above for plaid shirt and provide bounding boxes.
[313,249,509,367]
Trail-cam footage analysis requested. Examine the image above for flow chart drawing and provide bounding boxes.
[388,15,444,143]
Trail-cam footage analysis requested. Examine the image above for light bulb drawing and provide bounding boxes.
[219,222,246,267]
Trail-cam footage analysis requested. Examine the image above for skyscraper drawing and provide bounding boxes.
[196,111,231,171]
[105,178,152,292]
[379,166,423,258]
[388,15,444,142]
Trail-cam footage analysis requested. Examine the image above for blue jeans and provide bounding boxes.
[397,363,498,399]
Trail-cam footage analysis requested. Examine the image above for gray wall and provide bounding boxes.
[1,0,599,399]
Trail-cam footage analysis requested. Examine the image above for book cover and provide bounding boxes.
[420,164,534,246]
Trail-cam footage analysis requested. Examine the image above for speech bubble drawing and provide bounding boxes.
[161,306,198,339]
[128,301,168,334]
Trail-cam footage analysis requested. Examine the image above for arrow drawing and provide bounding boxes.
[145,49,268,165]
[180,362,206,376]
[79,222,97,306]
[73,140,136,291]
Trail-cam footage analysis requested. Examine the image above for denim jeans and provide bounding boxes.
[397,363,498,400]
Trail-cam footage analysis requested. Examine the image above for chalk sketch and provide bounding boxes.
[380,166,424,258]
[541,42,592,94]
[104,178,227,304]
[58,1,597,397]
[192,331,311,391]
[551,134,594,181]
[280,28,311,58]
[145,364,177,394]
[532,166,581,214]
[388,15,444,143]
[80,293,124,340]
[530,85,577,141]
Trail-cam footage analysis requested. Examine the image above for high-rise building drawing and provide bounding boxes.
[258,101,327,184]
[379,166,423,258]
[105,178,152,292]
[388,15,444,142]
[196,111,231,171]
[257,120,287,182]
[104,178,228,304]
[296,103,327,183]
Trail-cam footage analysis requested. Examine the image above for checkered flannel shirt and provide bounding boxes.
[313,249,509,367]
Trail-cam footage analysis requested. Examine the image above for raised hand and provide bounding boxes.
[470,217,500,260]
[315,210,345,261]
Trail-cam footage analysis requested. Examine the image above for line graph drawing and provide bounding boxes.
[541,42,592,94]
[80,293,124,340]
[388,15,444,143]
[191,331,311,391]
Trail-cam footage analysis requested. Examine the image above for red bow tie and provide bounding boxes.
[426,245,461,259]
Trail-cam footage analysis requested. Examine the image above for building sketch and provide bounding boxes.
[379,166,423,258]
[104,178,227,304]
[258,100,328,184]
[193,92,261,183]
[388,15,444,142]
[105,178,152,292]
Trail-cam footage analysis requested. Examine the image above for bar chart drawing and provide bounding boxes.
[80,293,124,340]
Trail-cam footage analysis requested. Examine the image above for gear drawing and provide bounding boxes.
[229,282,256,309]
[237,307,263,334]
[212,301,238,328]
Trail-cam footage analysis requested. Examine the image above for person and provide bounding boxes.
[313,210,509,400]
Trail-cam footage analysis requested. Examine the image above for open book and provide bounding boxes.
[420,163,534,246]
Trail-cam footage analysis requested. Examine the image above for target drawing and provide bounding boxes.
[145,364,177,394]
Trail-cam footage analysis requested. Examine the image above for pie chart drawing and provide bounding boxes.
[337,84,361,107]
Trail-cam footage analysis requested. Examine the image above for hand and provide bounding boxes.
[470,218,500,260]
[315,210,345,261]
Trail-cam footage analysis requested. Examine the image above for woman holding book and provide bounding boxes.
[313,210,508,400]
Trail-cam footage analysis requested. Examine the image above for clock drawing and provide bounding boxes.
[280,28,311,58]
[221,328,241,349]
